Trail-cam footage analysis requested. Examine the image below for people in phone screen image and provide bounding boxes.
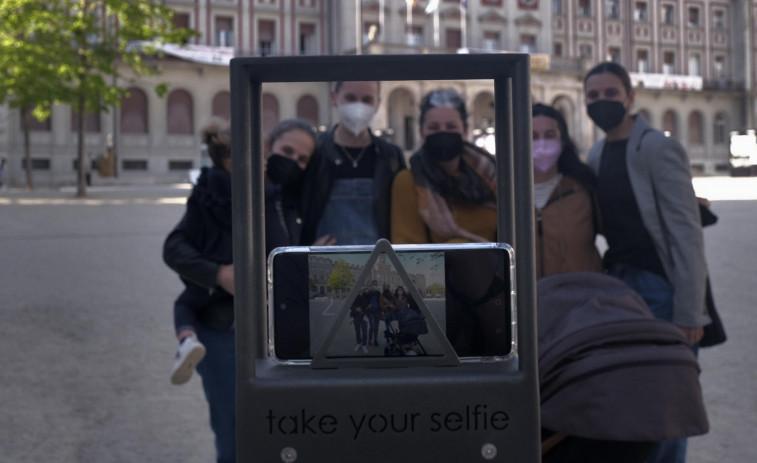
[391,88,497,244]
[380,283,398,338]
[299,81,406,246]
[531,103,603,278]
[162,119,237,463]
[350,285,371,353]
[365,280,383,346]
[584,62,709,463]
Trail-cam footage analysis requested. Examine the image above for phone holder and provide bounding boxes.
[231,54,539,462]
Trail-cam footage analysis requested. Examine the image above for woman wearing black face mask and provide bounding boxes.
[265,119,336,255]
[391,88,497,244]
[584,62,710,463]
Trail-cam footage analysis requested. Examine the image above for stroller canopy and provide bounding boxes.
[538,272,708,442]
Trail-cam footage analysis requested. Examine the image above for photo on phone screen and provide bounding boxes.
[268,243,514,364]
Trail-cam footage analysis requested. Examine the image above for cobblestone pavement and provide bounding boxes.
[0,177,754,462]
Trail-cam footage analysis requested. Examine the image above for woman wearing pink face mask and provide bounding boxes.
[532,103,602,278]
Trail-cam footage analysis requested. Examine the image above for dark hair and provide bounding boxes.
[266,118,316,148]
[584,61,632,94]
[202,119,231,168]
[419,88,468,130]
[532,103,597,188]
[333,81,381,94]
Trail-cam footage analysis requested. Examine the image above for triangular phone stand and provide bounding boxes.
[311,239,461,368]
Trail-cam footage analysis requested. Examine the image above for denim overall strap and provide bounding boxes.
[316,178,379,245]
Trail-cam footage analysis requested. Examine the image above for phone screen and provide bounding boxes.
[268,244,514,363]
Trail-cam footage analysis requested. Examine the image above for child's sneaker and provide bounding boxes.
[170,335,206,385]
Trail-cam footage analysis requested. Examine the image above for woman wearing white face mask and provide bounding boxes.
[532,103,602,278]
[299,81,406,246]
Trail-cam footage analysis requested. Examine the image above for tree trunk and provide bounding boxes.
[76,92,87,198]
[21,107,34,190]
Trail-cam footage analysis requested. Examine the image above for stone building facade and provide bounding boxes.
[0,0,753,186]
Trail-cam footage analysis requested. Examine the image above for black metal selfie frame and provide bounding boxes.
[231,54,538,462]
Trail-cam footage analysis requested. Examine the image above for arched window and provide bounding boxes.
[662,110,678,138]
[713,112,728,144]
[296,95,319,127]
[70,108,101,133]
[121,87,148,134]
[688,111,703,145]
[212,91,231,121]
[166,89,194,135]
[262,93,280,138]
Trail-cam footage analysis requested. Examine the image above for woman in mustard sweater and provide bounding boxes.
[391,88,497,244]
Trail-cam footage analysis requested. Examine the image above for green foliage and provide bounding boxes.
[327,260,355,294]
[0,0,197,117]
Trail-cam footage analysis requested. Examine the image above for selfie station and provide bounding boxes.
[230,54,539,462]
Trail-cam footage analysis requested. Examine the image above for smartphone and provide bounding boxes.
[267,243,515,365]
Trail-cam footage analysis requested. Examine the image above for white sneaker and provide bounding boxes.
[354,343,362,352]
[361,345,369,354]
[171,335,206,385]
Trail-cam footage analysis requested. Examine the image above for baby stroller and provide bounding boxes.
[537,272,709,463]
[384,307,428,356]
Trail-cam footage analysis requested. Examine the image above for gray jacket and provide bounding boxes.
[587,114,709,327]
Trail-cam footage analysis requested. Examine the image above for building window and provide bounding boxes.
[688,111,704,145]
[212,91,231,121]
[553,0,563,14]
[122,160,148,171]
[22,158,51,170]
[262,93,280,139]
[713,9,725,29]
[662,4,675,25]
[482,31,500,51]
[520,34,536,54]
[606,0,620,19]
[173,12,191,44]
[70,110,100,133]
[608,47,621,63]
[169,160,193,171]
[578,0,592,17]
[663,110,677,138]
[714,55,726,80]
[663,51,675,75]
[637,49,649,73]
[406,26,423,46]
[300,23,316,54]
[553,42,563,56]
[688,7,700,27]
[688,54,701,77]
[634,2,648,22]
[215,16,233,47]
[714,113,727,144]
[121,87,148,134]
[296,95,319,127]
[446,28,462,50]
[22,107,51,131]
[259,20,276,56]
[166,89,194,135]
[579,43,593,60]
[482,0,503,6]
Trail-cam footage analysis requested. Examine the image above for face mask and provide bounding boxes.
[423,131,464,162]
[587,100,627,132]
[338,102,377,136]
[266,154,305,186]
[532,139,562,174]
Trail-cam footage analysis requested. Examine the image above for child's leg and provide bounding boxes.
[174,294,200,341]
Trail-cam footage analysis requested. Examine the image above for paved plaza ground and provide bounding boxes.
[0,177,755,462]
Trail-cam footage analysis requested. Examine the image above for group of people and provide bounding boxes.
[162,62,712,463]
[350,281,421,354]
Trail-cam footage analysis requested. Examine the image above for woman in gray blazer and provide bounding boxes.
[583,61,709,463]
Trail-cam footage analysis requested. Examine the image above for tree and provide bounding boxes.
[0,0,195,196]
[327,260,355,297]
